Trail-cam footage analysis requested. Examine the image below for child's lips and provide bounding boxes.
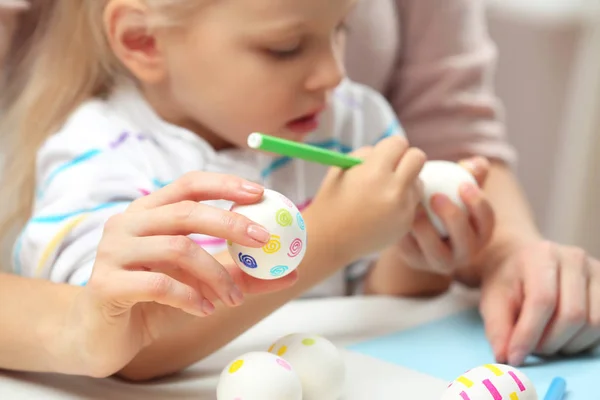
[286,114,320,135]
[286,107,325,135]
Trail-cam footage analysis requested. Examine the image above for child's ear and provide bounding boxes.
[104,0,166,84]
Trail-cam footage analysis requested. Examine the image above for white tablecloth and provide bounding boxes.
[0,285,480,399]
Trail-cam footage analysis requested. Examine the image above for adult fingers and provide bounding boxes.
[562,258,600,354]
[479,281,520,364]
[506,243,559,365]
[536,247,588,355]
[104,235,244,307]
[107,202,270,247]
[102,269,215,317]
[128,171,264,212]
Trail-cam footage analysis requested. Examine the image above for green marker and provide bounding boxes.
[247,132,362,169]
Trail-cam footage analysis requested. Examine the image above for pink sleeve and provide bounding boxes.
[390,0,516,165]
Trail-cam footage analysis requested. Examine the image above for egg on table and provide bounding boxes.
[228,188,307,280]
[418,160,478,237]
[217,351,303,400]
[441,363,538,400]
[268,333,345,400]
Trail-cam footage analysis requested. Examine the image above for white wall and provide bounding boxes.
[486,0,600,256]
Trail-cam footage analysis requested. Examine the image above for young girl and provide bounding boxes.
[0,0,436,380]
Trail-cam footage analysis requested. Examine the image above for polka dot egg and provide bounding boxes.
[441,364,538,400]
[268,333,345,400]
[228,189,307,280]
[217,351,302,400]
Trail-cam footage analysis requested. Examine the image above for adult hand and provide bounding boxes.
[67,172,297,377]
[480,240,600,366]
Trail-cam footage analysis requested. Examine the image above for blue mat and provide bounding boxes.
[348,308,599,399]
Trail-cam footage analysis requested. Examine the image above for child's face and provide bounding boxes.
[151,0,354,149]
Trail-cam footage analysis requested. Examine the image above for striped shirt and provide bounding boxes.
[14,78,404,297]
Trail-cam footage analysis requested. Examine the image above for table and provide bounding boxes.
[0,285,481,399]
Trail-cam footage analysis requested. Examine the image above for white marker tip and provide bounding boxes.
[247,132,263,149]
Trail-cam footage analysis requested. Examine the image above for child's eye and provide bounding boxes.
[336,21,349,33]
[267,46,302,60]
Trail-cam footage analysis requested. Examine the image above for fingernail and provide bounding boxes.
[247,225,270,243]
[508,348,526,366]
[460,182,479,198]
[202,299,216,315]
[459,158,482,175]
[230,285,245,306]
[431,194,450,209]
[242,182,263,194]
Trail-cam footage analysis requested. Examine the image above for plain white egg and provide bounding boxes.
[418,160,477,237]
[217,351,303,400]
[228,189,307,280]
[268,333,345,400]
[441,363,538,400]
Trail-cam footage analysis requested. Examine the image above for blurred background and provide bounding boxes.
[486,0,600,257]
[1,0,599,258]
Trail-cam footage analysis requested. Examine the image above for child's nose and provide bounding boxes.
[305,44,346,93]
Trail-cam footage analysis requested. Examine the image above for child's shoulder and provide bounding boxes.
[44,96,136,153]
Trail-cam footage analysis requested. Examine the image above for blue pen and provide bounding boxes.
[543,377,567,400]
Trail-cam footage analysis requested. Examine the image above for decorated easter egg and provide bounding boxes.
[217,351,303,400]
[441,364,538,400]
[268,333,345,400]
[228,188,307,280]
[418,160,478,237]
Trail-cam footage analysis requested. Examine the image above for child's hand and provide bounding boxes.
[396,156,495,275]
[310,135,426,262]
[67,172,298,378]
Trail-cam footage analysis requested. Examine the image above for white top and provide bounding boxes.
[13,78,405,297]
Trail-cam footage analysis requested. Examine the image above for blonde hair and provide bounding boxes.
[0,0,203,253]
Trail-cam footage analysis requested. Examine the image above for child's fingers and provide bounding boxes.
[412,210,453,274]
[460,183,495,246]
[430,194,477,267]
[371,135,409,171]
[394,148,427,189]
[110,235,244,307]
[105,270,213,317]
[459,156,490,187]
[535,249,589,355]
[398,232,427,269]
[128,171,264,212]
[507,247,559,365]
[112,202,269,247]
